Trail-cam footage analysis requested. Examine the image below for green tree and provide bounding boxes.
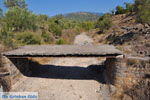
[134,0,146,12]
[48,23,62,36]
[37,14,49,23]
[48,18,63,36]
[115,5,126,15]
[125,2,134,12]
[134,0,150,24]
[4,0,27,8]
[4,7,37,31]
[0,8,3,17]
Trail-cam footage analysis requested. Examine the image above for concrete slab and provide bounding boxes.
[2,45,123,57]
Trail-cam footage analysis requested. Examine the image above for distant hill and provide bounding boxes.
[64,12,103,22]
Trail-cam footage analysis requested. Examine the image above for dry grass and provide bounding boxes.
[61,29,80,44]
[127,59,138,66]
[126,58,147,67]
[116,45,132,54]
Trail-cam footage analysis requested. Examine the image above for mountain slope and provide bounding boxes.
[89,14,150,57]
[64,12,102,22]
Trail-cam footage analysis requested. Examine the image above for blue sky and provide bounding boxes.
[0,0,133,16]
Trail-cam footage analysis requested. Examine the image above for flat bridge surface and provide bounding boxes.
[2,45,122,57]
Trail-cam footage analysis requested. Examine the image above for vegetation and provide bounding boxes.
[56,39,67,45]
[4,7,37,31]
[0,0,149,49]
[16,32,41,45]
[134,0,150,24]
[41,31,52,44]
[64,12,101,22]
[115,6,126,15]
[0,0,98,48]
[114,0,150,24]
[0,29,15,48]
[125,2,134,13]
[115,3,134,15]
[4,0,27,8]
[96,13,112,33]
[0,8,3,17]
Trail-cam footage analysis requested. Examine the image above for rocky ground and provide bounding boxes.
[10,33,107,100]
[88,14,150,57]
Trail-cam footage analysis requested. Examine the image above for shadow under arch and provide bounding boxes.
[9,58,106,84]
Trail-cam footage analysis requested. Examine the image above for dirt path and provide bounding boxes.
[74,32,94,45]
[11,33,104,100]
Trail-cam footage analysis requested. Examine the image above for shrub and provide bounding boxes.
[0,30,16,48]
[4,0,27,8]
[36,14,49,25]
[96,13,112,33]
[80,21,95,31]
[41,31,52,43]
[0,8,3,17]
[56,39,67,45]
[16,32,41,45]
[125,2,134,13]
[115,6,126,15]
[134,0,150,24]
[48,22,62,36]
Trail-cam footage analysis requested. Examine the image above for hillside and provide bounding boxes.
[64,12,102,22]
[85,13,150,100]
[88,14,150,57]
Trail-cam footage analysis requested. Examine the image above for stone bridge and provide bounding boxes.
[2,45,122,57]
[0,44,149,95]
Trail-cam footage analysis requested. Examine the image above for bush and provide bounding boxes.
[16,32,41,45]
[96,13,112,33]
[56,39,67,45]
[125,2,134,13]
[48,22,62,36]
[0,30,16,48]
[115,6,126,15]
[36,14,49,26]
[41,31,52,43]
[4,0,27,8]
[80,21,95,31]
[4,7,37,31]
[134,0,150,24]
[0,8,3,17]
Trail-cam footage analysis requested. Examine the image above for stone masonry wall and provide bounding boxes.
[105,56,149,88]
[1,56,32,86]
[0,55,11,92]
[104,55,150,100]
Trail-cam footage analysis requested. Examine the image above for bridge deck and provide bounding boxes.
[2,45,123,57]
